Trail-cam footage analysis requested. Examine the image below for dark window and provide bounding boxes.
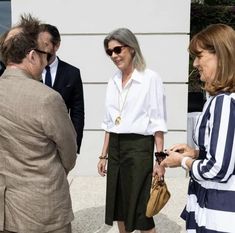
[0,0,10,74]
[0,0,11,35]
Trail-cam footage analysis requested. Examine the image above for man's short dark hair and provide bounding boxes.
[40,24,61,46]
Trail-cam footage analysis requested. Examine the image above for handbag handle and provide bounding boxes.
[152,175,165,189]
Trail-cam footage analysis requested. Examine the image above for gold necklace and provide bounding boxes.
[115,80,133,125]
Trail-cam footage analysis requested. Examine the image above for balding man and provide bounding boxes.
[0,15,77,233]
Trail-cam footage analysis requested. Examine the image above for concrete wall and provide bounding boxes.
[11,0,191,177]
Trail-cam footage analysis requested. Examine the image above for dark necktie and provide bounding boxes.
[45,65,52,87]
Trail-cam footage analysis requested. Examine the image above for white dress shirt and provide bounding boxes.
[42,57,59,86]
[102,68,167,135]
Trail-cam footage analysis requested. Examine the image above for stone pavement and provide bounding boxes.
[68,176,189,233]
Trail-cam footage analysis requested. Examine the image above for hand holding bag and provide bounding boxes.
[146,175,171,217]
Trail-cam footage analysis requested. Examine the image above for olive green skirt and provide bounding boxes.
[105,133,155,232]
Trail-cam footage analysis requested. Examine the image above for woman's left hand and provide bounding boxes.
[152,162,165,178]
[97,159,107,176]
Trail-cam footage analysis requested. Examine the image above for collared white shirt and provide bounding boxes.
[102,68,167,135]
[42,57,59,87]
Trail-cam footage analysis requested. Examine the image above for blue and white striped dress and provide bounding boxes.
[181,92,235,233]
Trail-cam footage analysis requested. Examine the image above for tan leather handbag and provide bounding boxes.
[146,175,171,217]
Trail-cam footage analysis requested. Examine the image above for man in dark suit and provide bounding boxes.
[39,24,84,153]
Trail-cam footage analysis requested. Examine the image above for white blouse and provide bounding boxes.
[102,69,167,135]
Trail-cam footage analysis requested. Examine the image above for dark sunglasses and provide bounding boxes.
[106,45,128,56]
[34,48,52,62]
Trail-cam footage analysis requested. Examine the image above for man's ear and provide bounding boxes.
[27,50,37,64]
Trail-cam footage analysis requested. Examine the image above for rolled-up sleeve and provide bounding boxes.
[148,74,167,133]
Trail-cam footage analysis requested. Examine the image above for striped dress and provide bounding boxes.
[181,92,235,233]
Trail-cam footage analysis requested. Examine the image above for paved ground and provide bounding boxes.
[68,176,189,233]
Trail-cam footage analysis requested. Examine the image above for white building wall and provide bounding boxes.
[11,0,191,177]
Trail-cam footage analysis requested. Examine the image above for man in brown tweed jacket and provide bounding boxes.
[0,15,77,233]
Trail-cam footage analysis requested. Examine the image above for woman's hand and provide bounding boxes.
[161,150,183,168]
[169,143,198,159]
[97,159,107,177]
[152,162,165,178]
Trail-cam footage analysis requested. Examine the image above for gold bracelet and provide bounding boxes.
[98,155,108,160]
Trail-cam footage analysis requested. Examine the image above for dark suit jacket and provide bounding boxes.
[53,58,84,153]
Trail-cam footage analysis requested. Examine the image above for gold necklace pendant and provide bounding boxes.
[115,79,133,127]
[115,116,121,125]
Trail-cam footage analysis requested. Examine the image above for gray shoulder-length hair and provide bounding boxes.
[104,28,146,71]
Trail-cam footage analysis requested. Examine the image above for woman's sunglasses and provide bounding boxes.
[106,45,128,56]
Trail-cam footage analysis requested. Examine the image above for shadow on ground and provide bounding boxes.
[72,206,182,233]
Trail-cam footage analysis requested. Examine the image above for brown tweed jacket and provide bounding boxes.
[0,68,77,233]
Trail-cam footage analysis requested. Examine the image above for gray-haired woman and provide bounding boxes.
[97,28,167,233]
